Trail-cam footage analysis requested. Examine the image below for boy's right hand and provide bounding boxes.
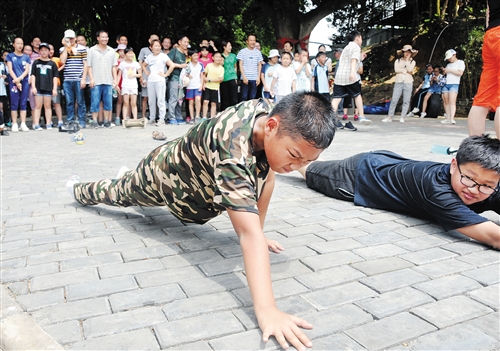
[257,307,313,351]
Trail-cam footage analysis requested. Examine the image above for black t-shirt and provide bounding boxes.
[354,151,500,231]
[488,0,500,30]
[31,59,58,92]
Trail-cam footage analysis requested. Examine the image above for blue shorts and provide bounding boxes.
[442,84,459,93]
[90,84,113,112]
[36,90,53,97]
[185,88,202,100]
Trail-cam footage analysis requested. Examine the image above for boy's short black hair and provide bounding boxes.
[188,49,198,56]
[316,51,326,59]
[200,46,208,51]
[124,47,134,54]
[456,135,500,173]
[269,91,336,149]
[281,52,293,60]
[347,30,362,42]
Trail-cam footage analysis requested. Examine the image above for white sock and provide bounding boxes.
[66,175,80,200]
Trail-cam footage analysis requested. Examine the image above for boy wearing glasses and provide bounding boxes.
[298,135,500,249]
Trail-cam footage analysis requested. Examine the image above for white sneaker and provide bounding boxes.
[420,112,427,118]
[381,117,392,123]
[116,166,130,179]
[66,175,81,200]
[411,107,419,113]
[359,117,372,125]
[20,123,29,132]
[407,112,415,117]
[399,117,405,123]
[11,124,19,132]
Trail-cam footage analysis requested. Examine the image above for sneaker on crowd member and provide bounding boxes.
[344,121,357,131]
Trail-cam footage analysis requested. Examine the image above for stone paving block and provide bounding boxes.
[322,210,374,221]
[461,264,500,285]
[315,228,369,240]
[296,265,366,290]
[67,275,138,301]
[2,225,35,238]
[394,224,443,238]
[1,257,27,269]
[276,295,317,318]
[0,239,29,252]
[162,291,242,320]
[32,297,110,325]
[353,231,406,246]
[60,252,123,271]
[353,243,409,260]
[268,246,317,264]
[179,273,247,297]
[121,244,182,262]
[354,287,434,319]
[7,281,29,295]
[359,268,429,293]
[4,215,54,227]
[135,266,204,287]
[302,281,377,310]
[466,312,500,340]
[308,238,365,254]
[83,306,167,338]
[355,221,407,234]
[302,304,374,339]
[407,323,499,350]
[30,232,84,246]
[301,250,364,272]
[410,295,493,329]
[98,258,165,278]
[197,256,244,277]
[351,256,414,276]
[212,244,242,258]
[311,333,365,350]
[394,216,431,227]
[357,212,408,224]
[68,328,160,350]
[109,284,186,312]
[27,248,88,265]
[317,218,370,231]
[55,223,104,235]
[177,237,236,253]
[395,235,450,251]
[441,240,488,255]
[16,288,65,312]
[467,284,499,310]
[165,341,212,350]
[42,320,82,345]
[345,312,436,350]
[412,257,476,279]
[398,247,457,265]
[457,249,500,267]
[1,243,57,261]
[209,329,280,350]
[31,267,98,291]
[271,233,326,249]
[413,274,482,300]
[87,239,146,255]
[1,262,59,283]
[233,278,310,307]
[58,236,114,250]
[269,260,312,280]
[33,218,86,231]
[154,312,245,348]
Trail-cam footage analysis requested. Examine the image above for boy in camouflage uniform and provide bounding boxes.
[68,91,336,350]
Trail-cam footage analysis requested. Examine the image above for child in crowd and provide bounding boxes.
[270,52,296,103]
[419,66,445,118]
[48,44,64,128]
[198,46,213,69]
[30,42,58,130]
[202,51,224,119]
[117,47,142,120]
[115,44,127,124]
[142,39,173,126]
[6,37,31,132]
[293,49,311,92]
[310,51,330,101]
[261,49,280,100]
[182,49,204,123]
[0,57,8,135]
[299,134,500,249]
[66,91,337,351]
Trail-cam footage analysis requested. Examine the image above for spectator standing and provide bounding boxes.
[270,52,296,103]
[382,45,417,123]
[0,56,8,135]
[293,49,311,92]
[202,51,224,119]
[48,44,64,128]
[311,44,333,74]
[87,30,118,129]
[138,34,160,119]
[441,49,465,124]
[116,47,142,120]
[237,34,263,101]
[161,37,172,54]
[115,44,127,124]
[183,49,204,123]
[60,29,87,128]
[310,52,330,101]
[6,37,31,132]
[198,46,213,69]
[76,35,91,118]
[261,49,280,100]
[468,0,500,138]
[220,41,238,110]
[167,35,189,124]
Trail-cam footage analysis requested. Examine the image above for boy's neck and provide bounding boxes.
[125,58,133,63]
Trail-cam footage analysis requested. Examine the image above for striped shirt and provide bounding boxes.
[237,48,263,80]
[87,45,117,85]
[61,44,87,81]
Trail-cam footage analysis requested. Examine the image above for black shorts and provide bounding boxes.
[333,81,362,99]
[305,153,366,201]
[203,88,219,103]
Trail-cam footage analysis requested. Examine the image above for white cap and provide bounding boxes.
[444,49,456,60]
[64,30,76,38]
[268,49,280,58]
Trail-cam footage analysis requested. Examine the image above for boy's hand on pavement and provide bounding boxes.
[258,307,313,351]
[266,238,284,254]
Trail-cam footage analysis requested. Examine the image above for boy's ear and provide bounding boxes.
[265,116,279,135]
[450,158,458,174]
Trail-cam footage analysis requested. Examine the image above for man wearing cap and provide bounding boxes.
[87,30,118,129]
[60,29,88,128]
[441,49,465,125]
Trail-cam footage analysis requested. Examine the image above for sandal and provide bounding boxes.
[152,131,167,141]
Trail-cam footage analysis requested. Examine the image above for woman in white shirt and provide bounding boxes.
[441,49,465,124]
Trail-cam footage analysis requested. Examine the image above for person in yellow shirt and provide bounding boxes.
[202,51,224,119]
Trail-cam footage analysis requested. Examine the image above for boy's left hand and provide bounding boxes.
[266,238,284,253]
[258,307,313,351]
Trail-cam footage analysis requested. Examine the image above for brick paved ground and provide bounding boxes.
[1,113,499,350]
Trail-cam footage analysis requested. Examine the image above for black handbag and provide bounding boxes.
[59,121,80,133]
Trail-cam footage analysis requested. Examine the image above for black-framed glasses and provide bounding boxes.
[457,163,498,195]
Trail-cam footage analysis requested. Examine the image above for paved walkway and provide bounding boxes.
[1,113,499,350]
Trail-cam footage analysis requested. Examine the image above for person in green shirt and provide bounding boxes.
[220,40,238,110]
